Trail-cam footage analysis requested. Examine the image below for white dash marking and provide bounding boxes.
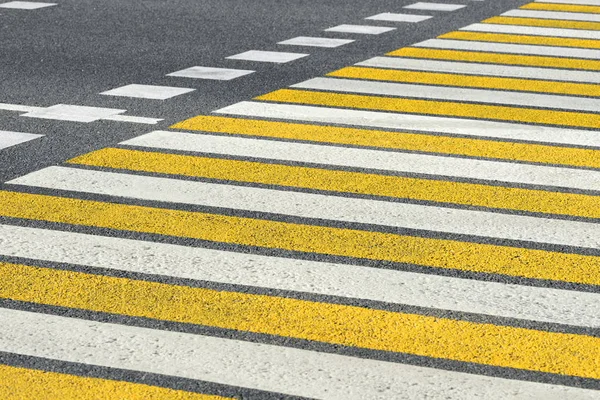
[0,131,42,150]
[503,9,600,22]
[325,24,396,35]
[0,103,43,113]
[365,13,433,23]
[226,50,309,63]
[0,1,55,9]
[461,23,600,40]
[535,0,600,5]
[21,104,125,123]
[102,115,163,125]
[277,36,355,48]
[404,2,466,11]
[167,66,255,80]
[100,84,195,100]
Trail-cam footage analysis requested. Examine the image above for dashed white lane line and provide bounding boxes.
[324,24,396,35]
[123,130,600,191]
[21,104,125,123]
[102,114,163,124]
[503,9,600,22]
[365,13,433,23]
[358,56,600,83]
[277,36,355,48]
[100,84,195,100]
[214,101,600,148]
[413,38,600,59]
[0,1,55,9]
[462,23,600,40]
[0,103,42,113]
[226,50,309,63]
[167,66,255,80]
[0,130,42,150]
[14,166,600,250]
[404,2,467,11]
[293,76,600,112]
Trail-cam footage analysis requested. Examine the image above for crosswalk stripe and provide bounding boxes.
[439,31,600,49]
[0,364,224,400]
[0,189,598,284]
[483,16,600,30]
[0,131,43,151]
[535,0,600,6]
[121,131,600,192]
[3,309,598,400]
[256,88,600,129]
[414,38,600,58]
[358,56,600,83]
[69,147,600,219]
[461,22,600,39]
[3,224,600,328]
[11,166,600,250]
[294,76,600,112]
[504,9,600,22]
[523,2,600,13]
[215,101,600,148]
[388,47,600,70]
[331,66,600,97]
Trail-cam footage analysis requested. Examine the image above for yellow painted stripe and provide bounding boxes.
[439,30,600,49]
[387,47,600,70]
[3,262,600,380]
[329,66,600,97]
[0,363,226,400]
[521,2,600,14]
[255,89,600,129]
[70,147,600,220]
[484,16,600,31]
[0,190,599,285]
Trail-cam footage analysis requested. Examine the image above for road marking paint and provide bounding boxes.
[365,13,433,22]
[167,66,255,80]
[256,88,600,129]
[0,364,224,400]
[171,115,600,169]
[294,76,600,112]
[0,103,43,113]
[226,50,309,63]
[324,24,396,34]
[404,2,466,11]
[462,22,600,39]
[414,38,600,58]
[3,309,598,400]
[0,131,43,150]
[524,2,600,13]
[535,0,600,7]
[102,114,163,124]
[71,147,600,219]
[505,8,600,21]
[100,84,195,100]
[215,101,600,148]
[277,36,354,48]
[484,16,600,30]
[21,104,126,123]
[121,131,600,192]
[439,31,600,49]
[0,1,55,9]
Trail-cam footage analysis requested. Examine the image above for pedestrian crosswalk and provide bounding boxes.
[3,0,600,398]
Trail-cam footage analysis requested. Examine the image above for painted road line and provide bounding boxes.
[256,89,600,129]
[226,50,309,63]
[293,76,600,112]
[102,114,163,124]
[70,147,600,219]
[1,189,600,284]
[0,131,43,150]
[121,131,600,192]
[483,16,600,30]
[404,2,466,11]
[324,24,396,35]
[365,13,433,22]
[504,9,600,21]
[524,2,600,13]
[0,1,55,9]
[21,104,126,123]
[462,22,600,39]
[357,56,600,83]
[100,84,195,100]
[12,166,600,250]
[215,101,600,148]
[387,47,600,70]
[171,115,600,169]
[0,364,225,400]
[167,66,255,80]
[536,0,600,6]
[2,309,598,400]
[5,223,600,328]
[0,103,43,113]
[439,31,600,49]
[413,38,600,58]
[331,66,600,97]
[277,37,354,48]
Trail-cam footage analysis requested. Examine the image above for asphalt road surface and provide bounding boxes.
[2,0,600,398]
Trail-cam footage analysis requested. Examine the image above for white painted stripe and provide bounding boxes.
[535,0,600,6]
[22,104,126,123]
[226,50,309,63]
[12,166,600,250]
[0,103,43,113]
[102,115,163,125]
[277,37,355,48]
[504,9,600,22]
[167,66,255,80]
[292,77,600,112]
[3,224,600,328]
[324,24,396,35]
[0,131,43,150]
[0,1,56,9]
[404,2,466,11]
[365,12,433,22]
[413,38,600,59]
[100,84,195,100]
[3,308,597,399]
[215,101,600,148]
[462,23,600,39]
[358,56,600,83]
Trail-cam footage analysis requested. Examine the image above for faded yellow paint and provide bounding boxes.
[439,30,600,49]
[522,2,600,13]
[484,15,600,31]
